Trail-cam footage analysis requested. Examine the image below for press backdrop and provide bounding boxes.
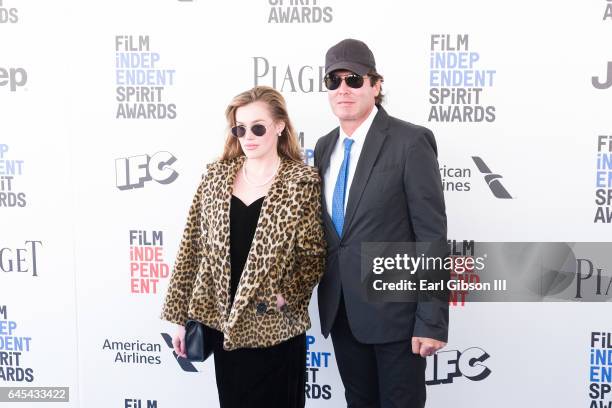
[2,1,612,407]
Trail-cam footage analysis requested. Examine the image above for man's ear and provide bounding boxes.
[374,79,382,96]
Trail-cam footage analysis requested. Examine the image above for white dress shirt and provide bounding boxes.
[324,106,379,217]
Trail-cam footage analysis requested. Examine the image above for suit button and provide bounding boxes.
[340,243,346,248]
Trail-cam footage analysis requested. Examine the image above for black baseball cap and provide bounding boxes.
[325,39,376,76]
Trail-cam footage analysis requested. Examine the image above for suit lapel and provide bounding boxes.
[341,107,389,238]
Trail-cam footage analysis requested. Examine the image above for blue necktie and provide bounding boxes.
[332,138,354,237]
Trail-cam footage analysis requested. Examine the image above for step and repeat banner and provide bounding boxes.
[2,0,612,407]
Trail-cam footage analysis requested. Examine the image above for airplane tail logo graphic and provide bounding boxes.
[471,156,513,199]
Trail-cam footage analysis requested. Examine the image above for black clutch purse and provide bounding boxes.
[184,319,214,362]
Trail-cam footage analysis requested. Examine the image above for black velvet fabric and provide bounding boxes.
[210,195,306,408]
[229,195,264,304]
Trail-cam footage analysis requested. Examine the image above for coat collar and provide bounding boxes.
[209,155,312,329]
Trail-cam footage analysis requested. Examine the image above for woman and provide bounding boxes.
[160,86,325,408]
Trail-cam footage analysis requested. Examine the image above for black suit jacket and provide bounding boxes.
[314,106,449,343]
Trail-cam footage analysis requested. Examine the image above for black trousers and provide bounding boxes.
[330,295,427,408]
[211,328,306,408]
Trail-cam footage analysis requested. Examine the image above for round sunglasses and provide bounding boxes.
[231,123,268,138]
[324,73,367,90]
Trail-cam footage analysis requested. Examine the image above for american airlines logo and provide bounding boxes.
[160,332,198,372]
[471,156,512,199]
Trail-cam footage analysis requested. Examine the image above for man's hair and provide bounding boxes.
[368,70,384,105]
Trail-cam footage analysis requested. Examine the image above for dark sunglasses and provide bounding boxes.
[231,123,268,138]
[324,73,366,90]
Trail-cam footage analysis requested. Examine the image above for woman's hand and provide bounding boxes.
[172,325,187,358]
[275,293,286,310]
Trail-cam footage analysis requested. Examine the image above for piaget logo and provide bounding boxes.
[252,57,326,93]
[0,241,43,277]
[267,0,333,24]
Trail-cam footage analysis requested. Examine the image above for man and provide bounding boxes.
[314,38,449,408]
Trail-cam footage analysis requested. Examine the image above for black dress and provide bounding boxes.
[211,195,306,408]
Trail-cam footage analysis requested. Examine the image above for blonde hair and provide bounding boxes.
[221,86,303,162]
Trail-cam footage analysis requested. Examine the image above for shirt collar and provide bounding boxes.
[338,105,378,144]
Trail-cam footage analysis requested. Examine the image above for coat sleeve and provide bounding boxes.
[403,129,450,342]
[279,179,326,311]
[159,175,207,326]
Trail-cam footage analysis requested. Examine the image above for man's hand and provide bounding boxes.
[411,336,446,357]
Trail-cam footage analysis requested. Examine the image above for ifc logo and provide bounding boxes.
[115,152,178,190]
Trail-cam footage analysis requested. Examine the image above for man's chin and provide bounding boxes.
[333,110,358,121]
